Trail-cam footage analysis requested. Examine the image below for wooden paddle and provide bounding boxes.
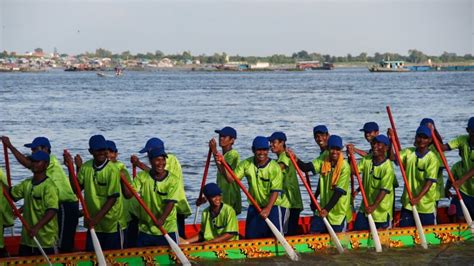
[347,147,383,252]
[118,174,191,266]
[219,156,300,261]
[387,131,428,249]
[63,150,107,266]
[429,129,473,231]
[2,140,12,187]
[194,148,212,225]
[2,186,52,265]
[287,151,345,254]
[386,106,402,150]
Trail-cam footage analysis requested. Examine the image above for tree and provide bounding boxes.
[407,49,427,63]
[155,50,164,60]
[121,51,131,60]
[440,51,457,62]
[95,48,112,58]
[34,48,43,54]
[357,52,368,62]
[0,50,8,58]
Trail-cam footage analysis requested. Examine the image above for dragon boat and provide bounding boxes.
[0,207,472,265]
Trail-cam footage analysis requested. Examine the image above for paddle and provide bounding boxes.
[429,129,473,231]
[132,164,137,179]
[2,186,52,265]
[2,140,12,187]
[194,148,212,225]
[63,150,107,266]
[287,151,345,254]
[218,156,300,261]
[387,131,428,249]
[346,147,383,252]
[118,174,191,266]
[386,106,402,150]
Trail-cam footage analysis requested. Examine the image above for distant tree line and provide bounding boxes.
[1,48,473,64]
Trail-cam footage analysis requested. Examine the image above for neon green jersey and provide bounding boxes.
[133,170,178,235]
[452,160,474,196]
[47,155,78,203]
[277,152,303,209]
[0,168,13,230]
[448,135,474,172]
[200,203,238,241]
[165,154,192,217]
[312,158,352,225]
[216,149,242,214]
[77,160,123,233]
[357,156,395,222]
[112,161,134,228]
[400,148,439,214]
[11,176,59,248]
[234,157,288,208]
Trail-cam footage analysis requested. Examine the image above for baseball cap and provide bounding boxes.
[214,126,237,139]
[252,136,270,150]
[327,135,343,149]
[30,151,50,162]
[148,147,167,160]
[139,138,164,153]
[373,135,390,146]
[268,131,287,142]
[420,118,435,127]
[416,125,432,138]
[24,137,51,149]
[106,140,118,152]
[203,183,222,198]
[360,122,379,133]
[313,125,328,134]
[89,135,107,151]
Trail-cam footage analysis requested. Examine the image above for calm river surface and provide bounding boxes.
[1,68,473,263]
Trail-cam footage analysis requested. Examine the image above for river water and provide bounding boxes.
[0,68,473,263]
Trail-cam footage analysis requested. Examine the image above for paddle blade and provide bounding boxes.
[193,206,200,225]
[33,236,52,266]
[264,218,299,261]
[459,199,474,233]
[367,214,383,252]
[90,228,107,266]
[164,233,191,266]
[411,206,428,249]
[322,217,344,254]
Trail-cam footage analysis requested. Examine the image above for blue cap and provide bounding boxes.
[30,151,50,162]
[139,138,164,154]
[373,134,390,146]
[416,125,432,138]
[24,137,51,149]
[252,136,270,150]
[268,131,287,142]
[215,126,237,139]
[327,135,343,149]
[313,125,328,134]
[89,135,107,150]
[203,182,222,198]
[148,147,167,160]
[468,117,474,130]
[106,140,117,152]
[420,118,435,127]
[360,122,379,133]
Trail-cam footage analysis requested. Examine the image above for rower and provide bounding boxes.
[397,126,439,227]
[352,122,380,157]
[182,183,238,244]
[295,124,330,182]
[218,136,288,239]
[350,135,395,230]
[269,131,303,236]
[10,151,59,256]
[1,136,79,253]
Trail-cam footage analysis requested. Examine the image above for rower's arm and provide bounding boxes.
[322,189,343,212]
[368,190,388,210]
[455,168,474,188]
[412,180,434,204]
[297,159,315,174]
[3,139,32,169]
[89,196,117,227]
[156,201,175,227]
[30,209,57,237]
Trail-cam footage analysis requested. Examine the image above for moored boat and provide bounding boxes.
[0,207,472,265]
[369,60,410,72]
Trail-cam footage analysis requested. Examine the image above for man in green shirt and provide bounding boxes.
[398,126,440,227]
[1,136,78,253]
[351,135,395,230]
[10,151,59,256]
[133,147,179,246]
[352,121,380,157]
[183,183,238,244]
[269,131,303,236]
[218,136,288,239]
[446,159,474,222]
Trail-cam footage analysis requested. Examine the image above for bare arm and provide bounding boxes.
[29,209,57,238]
[1,136,32,169]
[412,180,434,205]
[88,197,117,227]
[366,190,388,214]
[156,201,175,227]
[260,191,278,219]
[454,168,474,189]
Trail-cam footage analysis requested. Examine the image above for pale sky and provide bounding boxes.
[0,0,472,56]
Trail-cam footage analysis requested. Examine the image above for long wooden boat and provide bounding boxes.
[0,207,472,265]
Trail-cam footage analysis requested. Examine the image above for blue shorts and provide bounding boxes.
[399,208,435,227]
[286,208,301,236]
[310,215,346,234]
[353,212,390,231]
[86,229,121,251]
[245,205,286,239]
[137,231,178,247]
[451,191,474,219]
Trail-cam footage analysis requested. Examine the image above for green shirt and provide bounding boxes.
[216,149,242,214]
[428,145,445,200]
[165,154,192,217]
[77,160,123,233]
[357,156,395,222]
[277,152,303,209]
[200,203,239,241]
[452,160,474,196]
[312,158,352,225]
[448,135,474,172]
[133,170,179,235]
[234,157,289,208]
[47,155,78,203]
[11,176,59,248]
[112,161,134,228]
[400,148,439,214]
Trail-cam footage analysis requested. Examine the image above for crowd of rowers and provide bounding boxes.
[0,116,473,258]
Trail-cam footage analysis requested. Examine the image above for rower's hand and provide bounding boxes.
[365,204,376,214]
[209,138,218,155]
[74,154,83,169]
[410,196,421,206]
[214,153,225,165]
[28,225,40,238]
[1,136,12,148]
[319,209,328,218]
[196,196,207,206]
[453,180,463,190]
[85,216,99,228]
[155,217,165,228]
[63,151,74,167]
[346,144,355,155]
[130,155,140,167]
[260,206,271,219]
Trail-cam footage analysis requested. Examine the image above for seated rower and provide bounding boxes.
[446,157,474,222]
[182,183,238,244]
